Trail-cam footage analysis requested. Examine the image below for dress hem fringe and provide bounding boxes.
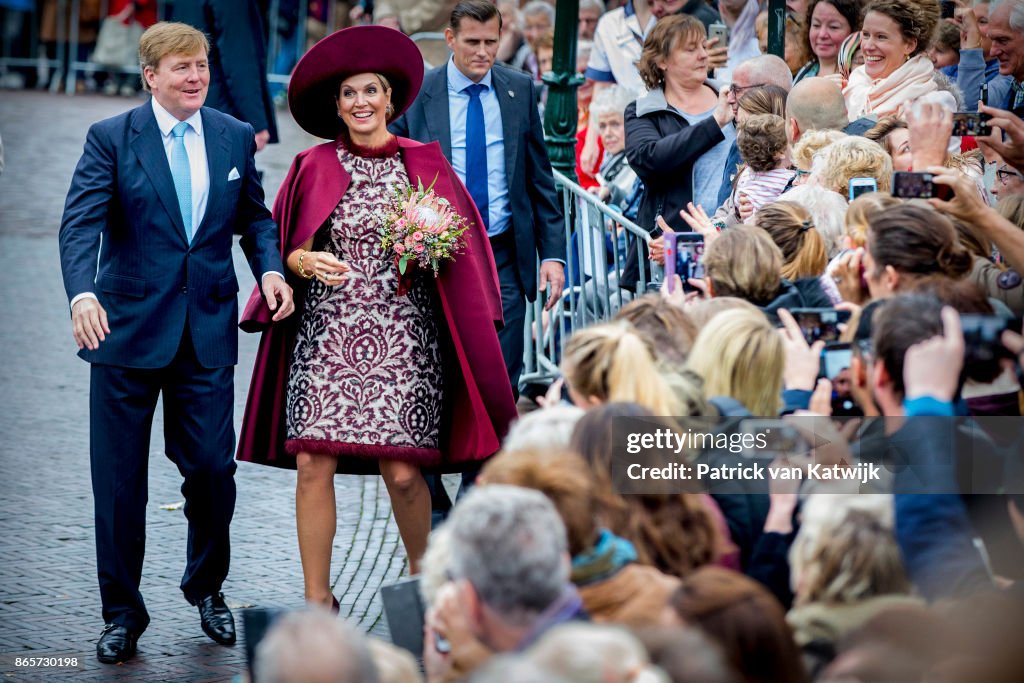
[284,438,442,465]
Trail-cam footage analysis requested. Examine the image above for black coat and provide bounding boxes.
[620,87,727,292]
[172,0,279,144]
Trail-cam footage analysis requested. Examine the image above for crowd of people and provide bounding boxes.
[50,0,1024,680]
[247,1,1024,682]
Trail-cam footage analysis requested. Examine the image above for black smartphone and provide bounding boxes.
[941,0,956,18]
[380,577,425,657]
[789,308,852,344]
[664,232,706,293]
[818,342,862,416]
[818,342,853,382]
[952,111,993,137]
[891,171,955,200]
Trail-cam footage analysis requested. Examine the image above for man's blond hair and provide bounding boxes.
[138,22,210,93]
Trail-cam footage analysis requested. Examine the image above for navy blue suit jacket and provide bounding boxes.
[390,63,565,301]
[59,102,282,369]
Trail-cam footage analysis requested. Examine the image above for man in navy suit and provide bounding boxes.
[58,22,292,664]
[172,0,278,151]
[391,0,565,518]
[391,0,565,394]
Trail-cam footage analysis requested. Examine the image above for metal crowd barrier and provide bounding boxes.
[520,170,661,389]
[0,0,65,91]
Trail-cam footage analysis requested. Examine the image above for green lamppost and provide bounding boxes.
[543,0,582,182]
[767,0,787,58]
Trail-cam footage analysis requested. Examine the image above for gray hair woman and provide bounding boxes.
[590,85,641,208]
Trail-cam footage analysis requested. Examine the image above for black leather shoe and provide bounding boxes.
[197,592,236,646]
[96,623,138,664]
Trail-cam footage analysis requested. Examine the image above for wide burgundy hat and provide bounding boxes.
[288,25,425,140]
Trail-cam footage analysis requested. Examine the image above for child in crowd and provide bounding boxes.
[734,114,795,217]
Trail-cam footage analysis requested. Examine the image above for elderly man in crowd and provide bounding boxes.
[254,609,379,683]
[424,485,586,680]
[785,77,876,144]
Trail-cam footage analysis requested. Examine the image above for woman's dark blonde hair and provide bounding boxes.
[864,116,908,159]
[637,14,707,90]
[996,194,1024,229]
[480,447,599,557]
[613,294,698,366]
[755,202,828,280]
[738,84,788,118]
[864,0,939,57]
[867,203,973,281]
[797,509,911,605]
[702,226,784,304]
[561,321,683,414]
[138,22,210,93]
[570,403,725,577]
[845,191,901,248]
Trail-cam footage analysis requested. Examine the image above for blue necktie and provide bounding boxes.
[170,121,193,243]
[464,83,489,231]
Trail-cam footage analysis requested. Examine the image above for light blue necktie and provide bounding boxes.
[170,121,193,242]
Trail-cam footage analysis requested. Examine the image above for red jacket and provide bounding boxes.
[236,137,517,473]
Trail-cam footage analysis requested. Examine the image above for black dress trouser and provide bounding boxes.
[89,328,236,634]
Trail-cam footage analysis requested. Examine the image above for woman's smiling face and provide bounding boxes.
[810,2,853,62]
[860,11,917,80]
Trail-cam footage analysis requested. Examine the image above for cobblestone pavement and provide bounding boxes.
[0,91,415,681]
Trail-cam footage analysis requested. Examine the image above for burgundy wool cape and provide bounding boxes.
[236,136,518,474]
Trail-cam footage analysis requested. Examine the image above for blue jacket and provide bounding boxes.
[59,102,282,369]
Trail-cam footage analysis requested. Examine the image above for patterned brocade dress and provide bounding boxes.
[285,140,444,466]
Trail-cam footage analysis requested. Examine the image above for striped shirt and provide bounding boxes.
[735,167,796,214]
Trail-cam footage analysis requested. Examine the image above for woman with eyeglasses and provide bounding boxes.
[843,0,954,120]
[794,0,865,84]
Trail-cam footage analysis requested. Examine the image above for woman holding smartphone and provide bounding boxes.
[620,14,734,293]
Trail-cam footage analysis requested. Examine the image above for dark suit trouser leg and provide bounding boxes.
[490,230,527,398]
[458,231,526,497]
[160,330,236,605]
[90,364,161,634]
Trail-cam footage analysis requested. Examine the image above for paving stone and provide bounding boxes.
[0,91,412,681]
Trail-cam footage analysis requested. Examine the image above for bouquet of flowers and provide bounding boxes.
[378,176,470,278]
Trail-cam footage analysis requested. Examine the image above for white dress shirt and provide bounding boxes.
[151,96,210,233]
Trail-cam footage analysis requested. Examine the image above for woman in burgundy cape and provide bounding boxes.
[236,26,517,606]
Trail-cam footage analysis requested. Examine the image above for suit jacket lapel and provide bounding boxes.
[196,108,230,241]
[423,68,452,160]
[130,103,189,244]
[491,69,520,185]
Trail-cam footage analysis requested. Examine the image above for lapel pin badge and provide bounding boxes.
[508,90,515,98]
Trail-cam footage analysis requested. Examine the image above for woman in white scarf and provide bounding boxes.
[843,0,951,120]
